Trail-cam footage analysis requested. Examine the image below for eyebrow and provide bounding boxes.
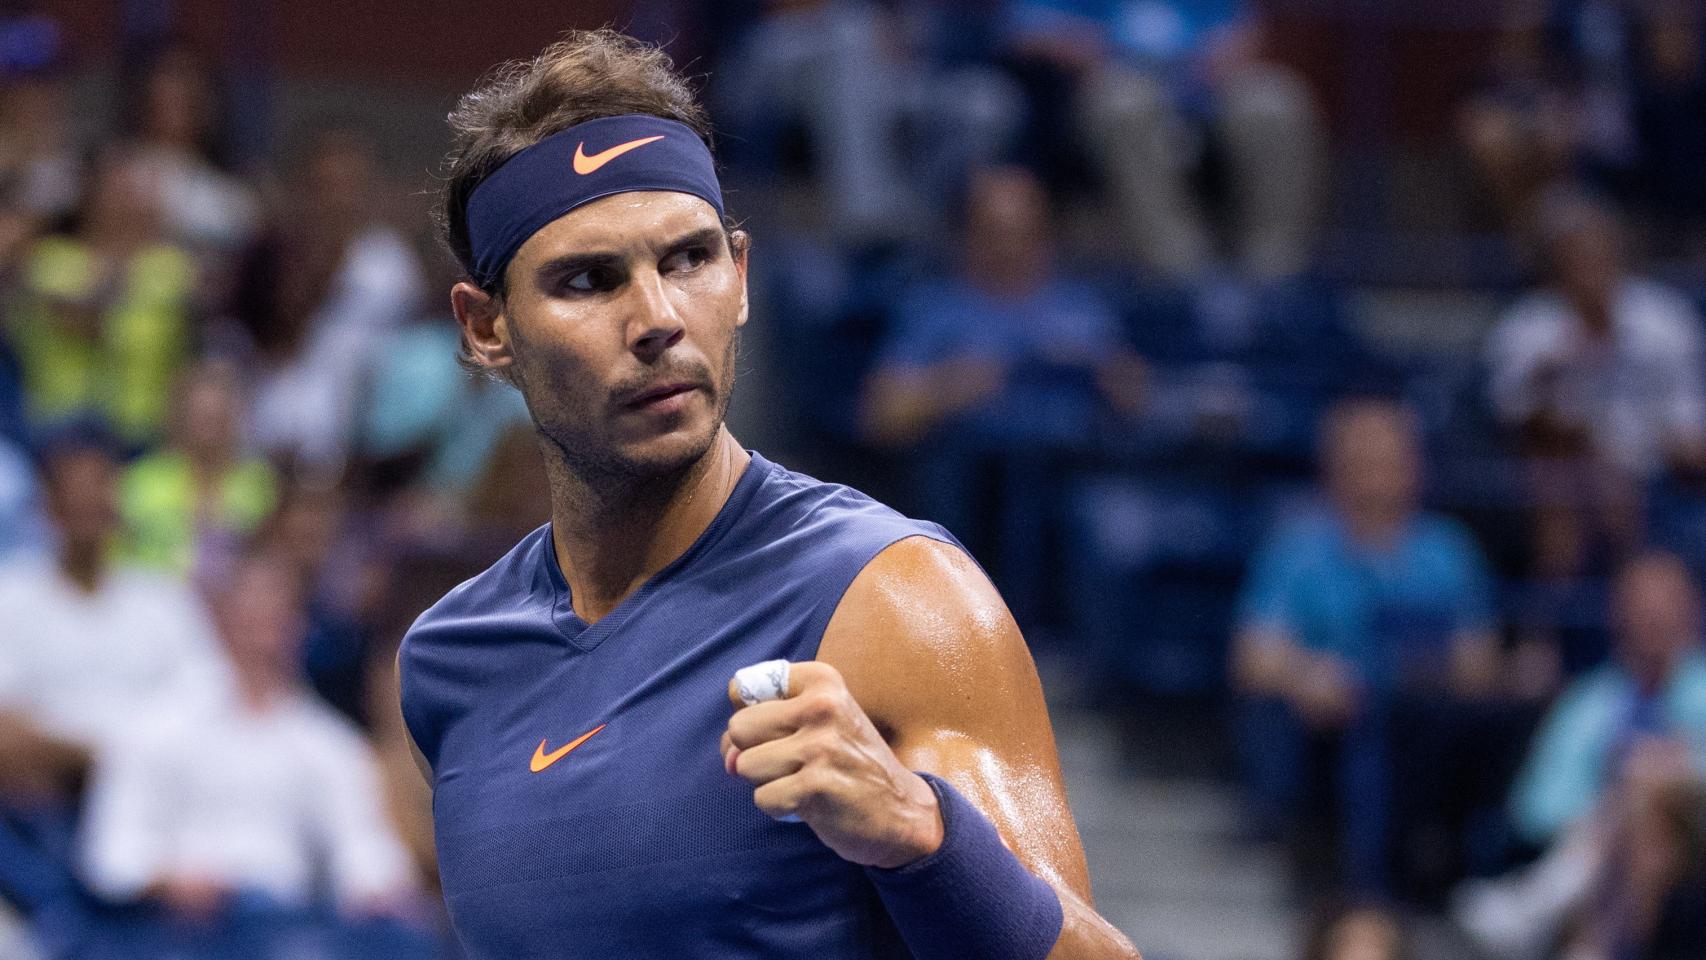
[531,226,726,286]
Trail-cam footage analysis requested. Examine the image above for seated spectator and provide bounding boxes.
[76,549,428,957]
[1457,552,1706,959]
[0,424,227,802]
[0,424,227,939]
[1509,551,1706,848]
[1630,0,1706,243]
[7,147,196,448]
[717,0,1019,242]
[1232,399,1536,895]
[119,357,277,581]
[236,128,422,476]
[354,252,531,510]
[241,480,367,725]
[125,43,258,260]
[861,164,1146,450]
[0,11,79,254]
[1459,759,1706,960]
[1458,0,1604,241]
[1486,191,1706,576]
[1007,0,1324,279]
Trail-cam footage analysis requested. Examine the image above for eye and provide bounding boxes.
[561,266,620,294]
[662,245,712,275]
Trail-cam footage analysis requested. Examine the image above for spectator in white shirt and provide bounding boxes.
[127,45,258,259]
[0,425,228,803]
[78,546,420,927]
[1486,190,1706,575]
[238,128,423,477]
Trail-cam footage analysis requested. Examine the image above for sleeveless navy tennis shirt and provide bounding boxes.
[400,452,959,958]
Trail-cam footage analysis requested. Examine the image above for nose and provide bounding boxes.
[627,268,686,360]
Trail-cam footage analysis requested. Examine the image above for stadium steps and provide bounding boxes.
[1054,710,1297,960]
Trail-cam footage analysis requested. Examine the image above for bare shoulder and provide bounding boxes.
[817,535,1093,895]
[817,534,1049,750]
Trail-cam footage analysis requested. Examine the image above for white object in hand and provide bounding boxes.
[731,659,799,822]
[734,659,791,706]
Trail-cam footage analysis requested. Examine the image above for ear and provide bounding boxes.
[451,281,514,372]
[731,234,750,329]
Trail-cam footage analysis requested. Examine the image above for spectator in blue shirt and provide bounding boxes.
[1232,398,1523,894]
[861,164,1146,452]
[860,164,1147,626]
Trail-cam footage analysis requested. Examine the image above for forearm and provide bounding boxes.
[1050,885,1142,959]
[862,376,953,448]
[0,717,91,793]
[868,772,1137,960]
[1231,628,1302,698]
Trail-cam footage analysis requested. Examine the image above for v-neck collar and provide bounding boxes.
[542,452,773,652]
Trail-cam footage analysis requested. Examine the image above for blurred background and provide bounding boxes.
[2,0,1706,958]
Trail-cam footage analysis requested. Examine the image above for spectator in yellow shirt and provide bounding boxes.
[8,147,194,446]
[120,357,276,579]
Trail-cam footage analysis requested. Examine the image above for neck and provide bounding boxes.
[186,444,231,478]
[1341,502,1409,548]
[545,429,750,623]
[234,664,290,712]
[58,544,105,593]
[969,258,1047,299]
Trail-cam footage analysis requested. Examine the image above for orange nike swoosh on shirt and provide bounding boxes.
[530,723,607,773]
[572,135,665,175]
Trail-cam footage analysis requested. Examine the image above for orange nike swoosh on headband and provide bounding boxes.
[572,135,665,175]
[530,723,607,773]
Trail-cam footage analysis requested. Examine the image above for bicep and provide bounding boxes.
[817,536,1093,898]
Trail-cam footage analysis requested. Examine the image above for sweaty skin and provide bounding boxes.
[433,185,1135,958]
[820,536,1141,959]
[721,536,1140,958]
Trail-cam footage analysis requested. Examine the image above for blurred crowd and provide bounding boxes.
[1,1,1705,959]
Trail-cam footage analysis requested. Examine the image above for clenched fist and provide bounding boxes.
[722,660,944,869]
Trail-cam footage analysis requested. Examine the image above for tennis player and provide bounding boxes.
[398,28,1140,960]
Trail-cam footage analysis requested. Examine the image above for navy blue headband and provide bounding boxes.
[465,114,724,289]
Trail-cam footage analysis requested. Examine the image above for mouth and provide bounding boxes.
[622,381,700,411]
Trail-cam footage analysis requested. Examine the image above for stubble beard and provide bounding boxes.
[522,326,740,494]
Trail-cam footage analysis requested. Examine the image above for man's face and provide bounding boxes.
[1614,557,1701,686]
[178,363,241,456]
[963,166,1051,283]
[485,191,747,480]
[218,558,306,674]
[44,449,120,553]
[1325,407,1421,517]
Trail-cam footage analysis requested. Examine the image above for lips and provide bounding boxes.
[623,381,699,409]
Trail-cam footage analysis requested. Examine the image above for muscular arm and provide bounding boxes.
[817,536,1139,959]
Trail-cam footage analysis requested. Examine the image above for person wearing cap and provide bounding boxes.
[397,29,1139,960]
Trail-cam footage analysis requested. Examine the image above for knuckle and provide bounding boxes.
[796,691,838,724]
[732,749,758,781]
[800,730,840,764]
[798,660,843,689]
[795,732,826,763]
[727,715,761,749]
[753,783,797,817]
[794,766,830,799]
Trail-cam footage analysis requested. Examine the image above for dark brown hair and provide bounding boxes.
[435,29,714,294]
